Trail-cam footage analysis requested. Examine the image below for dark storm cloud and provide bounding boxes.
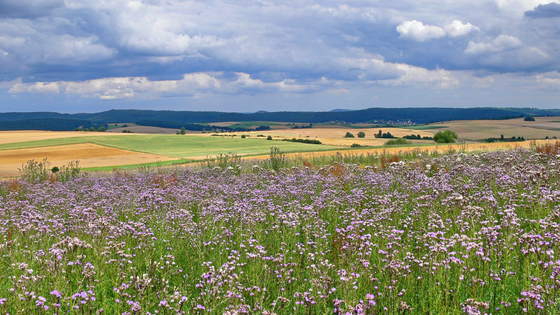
[1,0,560,111]
[0,0,64,19]
[525,2,560,18]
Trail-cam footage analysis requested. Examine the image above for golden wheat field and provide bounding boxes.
[227,126,435,147]
[0,143,175,177]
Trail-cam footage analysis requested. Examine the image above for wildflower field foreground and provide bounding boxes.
[2,148,560,314]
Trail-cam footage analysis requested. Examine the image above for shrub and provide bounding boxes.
[344,132,355,138]
[89,127,96,132]
[19,159,80,183]
[57,160,81,182]
[433,130,458,143]
[264,147,286,171]
[384,138,411,146]
[267,135,273,140]
[241,135,246,138]
[204,152,241,171]
[19,158,51,182]
[524,116,536,121]
[283,138,322,145]
[97,126,106,132]
[351,143,362,147]
[180,127,186,135]
[357,132,365,138]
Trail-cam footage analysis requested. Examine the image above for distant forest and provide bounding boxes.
[0,107,558,131]
[0,118,92,131]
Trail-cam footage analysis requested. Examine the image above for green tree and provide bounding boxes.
[180,127,186,135]
[357,131,365,138]
[267,135,272,140]
[433,130,458,143]
[344,132,355,138]
[89,127,96,132]
[97,126,106,132]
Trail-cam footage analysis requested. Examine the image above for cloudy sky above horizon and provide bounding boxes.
[0,0,559,113]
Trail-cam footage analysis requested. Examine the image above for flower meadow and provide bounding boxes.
[2,148,560,314]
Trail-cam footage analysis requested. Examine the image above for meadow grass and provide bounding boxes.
[2,146,560,314]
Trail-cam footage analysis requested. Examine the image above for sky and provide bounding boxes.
[0,0,559,113]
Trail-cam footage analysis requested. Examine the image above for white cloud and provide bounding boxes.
[492,34,522,49]
[472,76,495,88]
[445,20,479,37]
[342,56,459,89]
[536,72,560,90]
[9,73,220,99]
[396,20,446,42]
[9,82,60,94]
[465,35,522,55]
[397,20,479,42]
[379,65,460,89]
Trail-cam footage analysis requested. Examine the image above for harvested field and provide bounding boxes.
[0,143,176,177]
[241,140,536,161]
[0,130,122,145]
[423,116,560,140]
[226,126,434,146]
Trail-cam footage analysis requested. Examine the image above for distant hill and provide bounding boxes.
[0,118,92,131]
[0,108,558,131]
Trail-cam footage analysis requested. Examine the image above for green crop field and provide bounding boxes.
[0,134,341,158]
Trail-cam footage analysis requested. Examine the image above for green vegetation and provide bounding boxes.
[283,138,322,145]
[81,159,191,171]
[262,146,287,171]
[18,158,80,183]
[97,126,106,132]
[433,130,458,143]
[357,131,365,138]
[524,116,536,121]
[0,118,92,131]
[204,152,242,171]
[485,135,525,143]
[374,130,395,138]
[106,123,133,130]
[403,134,434,140]
[344,132,355,138]
[384,138,411,146]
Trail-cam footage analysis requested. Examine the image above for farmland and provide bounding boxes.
[0,132,342,176]
[2,146,560,313]
[1,115,560,176]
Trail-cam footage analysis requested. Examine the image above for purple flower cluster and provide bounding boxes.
[1,148,560,313]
